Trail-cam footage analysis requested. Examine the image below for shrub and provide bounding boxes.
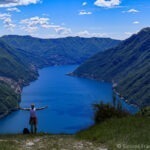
[93,101,130,123]
[136,106,150,117]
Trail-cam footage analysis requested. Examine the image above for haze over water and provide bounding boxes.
[0,65,138,134]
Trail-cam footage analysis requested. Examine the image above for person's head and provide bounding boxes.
[31,104,35,109]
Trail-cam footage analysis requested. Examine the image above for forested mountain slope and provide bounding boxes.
[0,39,38,116]
[2,35,120,66]
[72,27,150,107]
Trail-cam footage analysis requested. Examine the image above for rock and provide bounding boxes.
[26,141,35,147]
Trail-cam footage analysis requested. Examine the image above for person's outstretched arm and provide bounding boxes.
[36,106,48,111]
[19,107,30,111]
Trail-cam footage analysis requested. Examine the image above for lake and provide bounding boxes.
[0,65,138,134]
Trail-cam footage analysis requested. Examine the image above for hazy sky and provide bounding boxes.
[0,0,149,39]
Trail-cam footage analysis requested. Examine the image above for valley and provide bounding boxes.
[0,36,119,117]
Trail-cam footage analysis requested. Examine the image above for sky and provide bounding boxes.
[0,0,149,40]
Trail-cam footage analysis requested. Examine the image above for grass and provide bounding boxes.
[76,116,150,150]
[0,141,18,150]
[0,134,102,150]
[0,134,48,150]
[0,117,149,149]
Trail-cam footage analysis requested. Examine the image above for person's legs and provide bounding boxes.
[30,124,33,133]
[29,118,34,134]
[34,117,37,133]
[34,124,37,133]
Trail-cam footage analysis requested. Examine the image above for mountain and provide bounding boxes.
[72,27,150,107]
[0,36,120,117]
[0,39,38,82]
[0,39,38,116]
[2,35,120,66]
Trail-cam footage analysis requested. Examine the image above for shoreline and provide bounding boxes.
[0,67,140,119]
[112,81,139,109]
[68,72,140,110]
[0,107,20,119]
[0,111,9,119]
[0,72,39,119]
[112,88,139,109]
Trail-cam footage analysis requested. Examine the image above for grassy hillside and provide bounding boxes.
[76,116,150,150]
[2,35,120,66]
[72,27,150,107]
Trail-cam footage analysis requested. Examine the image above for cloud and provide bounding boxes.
[0,0,40,8]
[76,30,108,37]
[122,9,139,13]
[41,24,60,29]
[20,17,49,26]
[20,16,71,35]
[6,7,21,12]
[79,10,92,15]
[125,32,133,36]
[77,30,89,36]
[125,31,138,37]
[82,2,87,6]
[55,27,72,35]
[20,16,51,32]
[21,26,38,33]
[0,13,16,31]
[133,21,140,24]
[127,9,139,13]
[94,0,121,8]
[0,13,10,20]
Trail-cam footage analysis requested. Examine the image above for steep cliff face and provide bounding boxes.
[72,27,150,107]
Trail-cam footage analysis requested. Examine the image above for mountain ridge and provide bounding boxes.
[1,35,120,66]
[72,27,150,107]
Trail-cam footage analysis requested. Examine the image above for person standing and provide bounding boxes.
[20,104,48,134]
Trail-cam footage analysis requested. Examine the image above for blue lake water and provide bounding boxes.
[0,65,138,134]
